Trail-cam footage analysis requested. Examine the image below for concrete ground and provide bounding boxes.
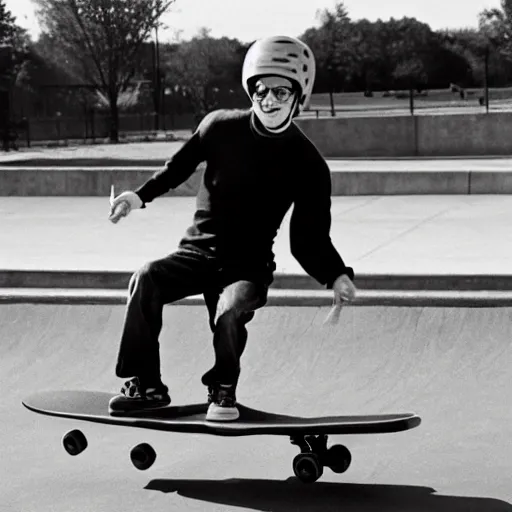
[3,303,512,511]
[0,140,187,165]
[2,145,512,510]
[4,139,512,166]
[1,195,511,279]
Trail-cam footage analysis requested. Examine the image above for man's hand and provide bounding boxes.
[324,274,357,326]
[109,189,143,224]
[332,274,357,304]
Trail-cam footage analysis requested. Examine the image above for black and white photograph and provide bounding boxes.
[1,0,512,510]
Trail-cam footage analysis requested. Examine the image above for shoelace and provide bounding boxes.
[122,379,167,400]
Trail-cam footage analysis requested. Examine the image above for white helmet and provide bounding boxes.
[242,35,316,113]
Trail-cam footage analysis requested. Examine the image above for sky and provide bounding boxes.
[5,0,502,43]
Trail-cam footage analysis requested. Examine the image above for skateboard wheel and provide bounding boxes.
[292,453,323,483]
[62,429,88,456]
[130,443,156,470]
[325,444,351,474]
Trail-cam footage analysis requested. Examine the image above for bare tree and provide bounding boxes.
[33,0,175,142]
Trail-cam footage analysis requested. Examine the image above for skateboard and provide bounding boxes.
[23,390,421,484]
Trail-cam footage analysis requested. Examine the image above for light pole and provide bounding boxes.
[327,64,335,117]
[0,44,13,151]
[154,25,161,130]
[484,46,489,114]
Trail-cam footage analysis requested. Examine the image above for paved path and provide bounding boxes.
[327,158,512,171]
[3,161,512,510]
[0,140,187,165]
[1,195,510,277]
[3,140,512,167]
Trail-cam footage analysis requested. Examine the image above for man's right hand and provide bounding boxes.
[109,191,143,224]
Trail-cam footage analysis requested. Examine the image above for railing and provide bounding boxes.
[301,93,506,118]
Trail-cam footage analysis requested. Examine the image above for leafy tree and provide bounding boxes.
[427,33,474,89]
[11,35,86,119]
[302,2,358,94]
[32,0,175,142]
[349,19,385,93]
[0,0,31,150]
[439,28,511,87]
[300,12,486,93]
[0,0,16,44]
[381,18,438,90]
[392,58,427,90]
[162,28,247,125]
[301,8,444,94]
[0,1,29,89]
[477,0,512,87]
[479,0,512,58]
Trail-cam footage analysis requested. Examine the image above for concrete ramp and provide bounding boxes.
[3,303,512,510]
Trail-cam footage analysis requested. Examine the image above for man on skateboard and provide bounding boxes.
[108,35,357,422]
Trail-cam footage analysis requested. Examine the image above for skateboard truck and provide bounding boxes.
[289,433,352,483]
[290,433,328,454]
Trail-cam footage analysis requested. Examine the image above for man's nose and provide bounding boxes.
[261,90,277,105]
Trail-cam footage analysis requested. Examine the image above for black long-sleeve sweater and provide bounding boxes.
[136,109,354,289]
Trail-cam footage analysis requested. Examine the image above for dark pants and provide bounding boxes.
[115,248,273,388]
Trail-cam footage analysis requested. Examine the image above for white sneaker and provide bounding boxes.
[206,402,240,421]
[205,384,240,422]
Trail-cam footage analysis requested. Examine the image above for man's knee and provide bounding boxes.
[129,261,158,294]
[216,281,267,319]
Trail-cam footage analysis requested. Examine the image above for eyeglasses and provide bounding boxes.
[253,85,294,103]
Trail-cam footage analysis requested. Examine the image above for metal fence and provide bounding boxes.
[4,86,512,150]
[2,111,197,149]
[303,86,512,118]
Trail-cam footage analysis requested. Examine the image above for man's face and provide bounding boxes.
[251,76,297,131]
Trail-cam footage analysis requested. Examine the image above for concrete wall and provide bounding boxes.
[296,116,417,157]
[0,167,204,197]
[4,167,512,196]
[417,113,512,156]
[296,112,512,157]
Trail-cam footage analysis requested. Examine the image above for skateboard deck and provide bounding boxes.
[22,390,421,436]
[23,390,421,482]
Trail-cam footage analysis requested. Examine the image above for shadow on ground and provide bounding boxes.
[146,478,512,511]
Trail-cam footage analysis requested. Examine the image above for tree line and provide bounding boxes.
[2,0,512,142]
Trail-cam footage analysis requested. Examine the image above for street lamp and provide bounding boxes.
[0,44,13,151]
[327,64,335,117]
[153,25,161,130]
[484,46,489,114]
[483,34,500,114]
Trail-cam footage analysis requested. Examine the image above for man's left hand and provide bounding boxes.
[332,274,357,305]
[323,274,357,326]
